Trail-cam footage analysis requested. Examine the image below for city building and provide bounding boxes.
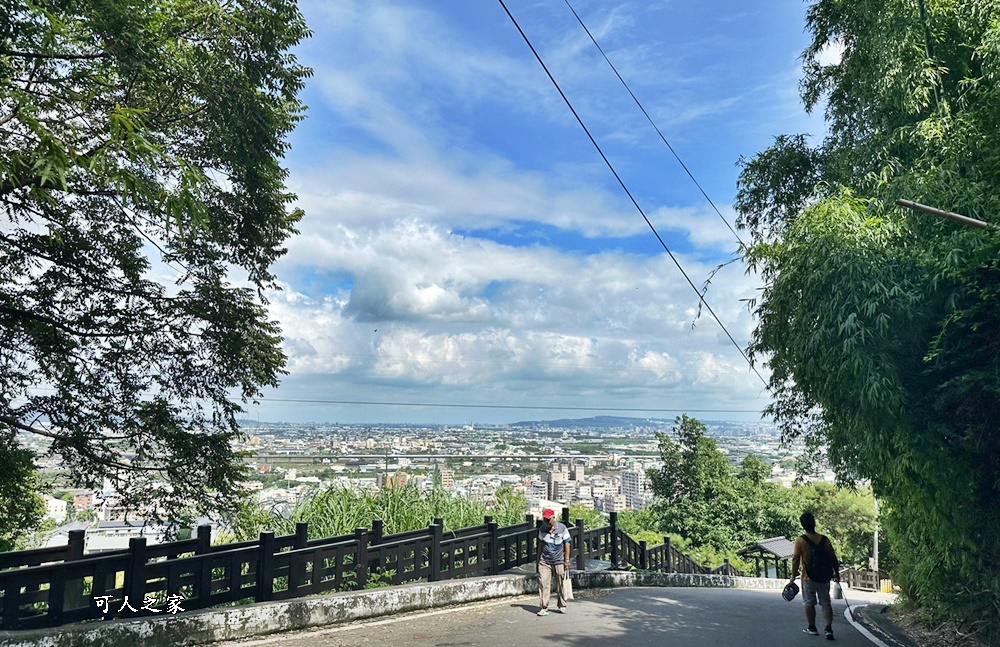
[73,493,94,512]
[553,480,576,502]
[44,496,68,523]
[601,493,627,513]
[622,468,652,510]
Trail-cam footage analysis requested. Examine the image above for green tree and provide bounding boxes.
[0,447,43,551]
[647,415,798,558]
[1,0,311,536]
[568,504,606,530]
[736,0,1000,638]
[793,482,878,569]
[617,507,666,547]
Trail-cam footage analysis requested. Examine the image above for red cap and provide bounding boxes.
[542,509,556,519]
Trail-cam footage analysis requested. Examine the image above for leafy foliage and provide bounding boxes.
[0,447,43,551]
[736,1,1000,639]
[567,504,606,530]
[795,482,879,569]
[0,0,311,536]
[640,416,878,572]
[647,416,800,560]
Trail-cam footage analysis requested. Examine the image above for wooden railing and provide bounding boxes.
[0,509,724,631]
[838,567,891,592]
[647,536,712,574]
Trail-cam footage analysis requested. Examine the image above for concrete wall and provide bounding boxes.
[0,572,787,647]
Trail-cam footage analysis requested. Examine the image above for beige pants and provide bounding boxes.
[538,563,567,609]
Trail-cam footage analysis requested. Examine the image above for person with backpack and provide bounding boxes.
[789,512,841,640]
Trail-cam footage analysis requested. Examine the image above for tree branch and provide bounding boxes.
[0,304,149,339]
[0,415,67,440]
[0,48,109,61]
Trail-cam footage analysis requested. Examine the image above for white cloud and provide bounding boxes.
[267,215,767,418]
[813,40,845,67]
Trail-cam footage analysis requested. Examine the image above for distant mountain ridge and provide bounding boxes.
[508,415,674,429]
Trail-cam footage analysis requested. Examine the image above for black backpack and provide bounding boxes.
[802,535,835,583]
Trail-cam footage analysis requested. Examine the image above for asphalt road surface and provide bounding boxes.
[215,586,895,647]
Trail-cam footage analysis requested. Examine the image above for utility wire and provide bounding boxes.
[257,397,762,414]
[497,0,766,387]
[19,387,764,414]
[561,0,742,244]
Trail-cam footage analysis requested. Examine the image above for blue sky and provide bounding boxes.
[249,0,833,425]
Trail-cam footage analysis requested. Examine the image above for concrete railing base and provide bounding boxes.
[0,572,786,647]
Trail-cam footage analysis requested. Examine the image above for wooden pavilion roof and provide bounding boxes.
[738,536,796,560]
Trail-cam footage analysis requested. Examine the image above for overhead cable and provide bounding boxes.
[497,0,766,387]
[561,0,742,243]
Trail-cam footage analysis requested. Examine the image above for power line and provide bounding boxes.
[496,0,766,387]
[19,387,765,414]
[561,0,742,244]
[257,397,762,413]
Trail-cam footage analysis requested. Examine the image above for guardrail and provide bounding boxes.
[839,567,892,592]
[0,509,722,631]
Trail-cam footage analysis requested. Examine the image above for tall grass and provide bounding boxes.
[226,485,529,542]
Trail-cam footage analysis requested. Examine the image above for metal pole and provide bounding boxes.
[873,496,879,575]
[897,199,993,230]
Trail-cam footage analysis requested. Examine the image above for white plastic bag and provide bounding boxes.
[563,573,574,601]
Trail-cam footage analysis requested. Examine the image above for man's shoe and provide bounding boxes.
[536,608,549,616]
[825,628,835,640]
[804,626,819,635]
[558,606,567,614]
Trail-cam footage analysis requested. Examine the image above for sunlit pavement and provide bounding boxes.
[214,586,898,647]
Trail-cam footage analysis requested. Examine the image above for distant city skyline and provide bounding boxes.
[238,412,774,429]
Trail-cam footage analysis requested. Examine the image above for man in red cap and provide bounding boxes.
[535,508,572,616]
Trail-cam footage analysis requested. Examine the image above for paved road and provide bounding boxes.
[215,587,896,647]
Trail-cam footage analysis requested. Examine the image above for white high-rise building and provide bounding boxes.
[553,480,576,502]
[602,493,627,513]
[621,468,652,510]
[546,469,568,499]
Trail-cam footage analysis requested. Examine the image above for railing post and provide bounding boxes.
[640,541,648,570]
[124,537,148,612]
[68,529,85,557]
[64,529,86,609]
[428,522,443,582]
[196,524,213,553]
[609,511,619,568]
[354,528,369,589]
[48,566,67,625]
[525,513,534,525]
[255,532,275,602]
[289,522,309,592]
[3,572,24,629]
[195,525,213,605]
[369,519,383,576]
[664,537,672,573]
[560,507,570,525]
[575,519,585,571]
[487,519,500,575]
[295,522,309,548]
